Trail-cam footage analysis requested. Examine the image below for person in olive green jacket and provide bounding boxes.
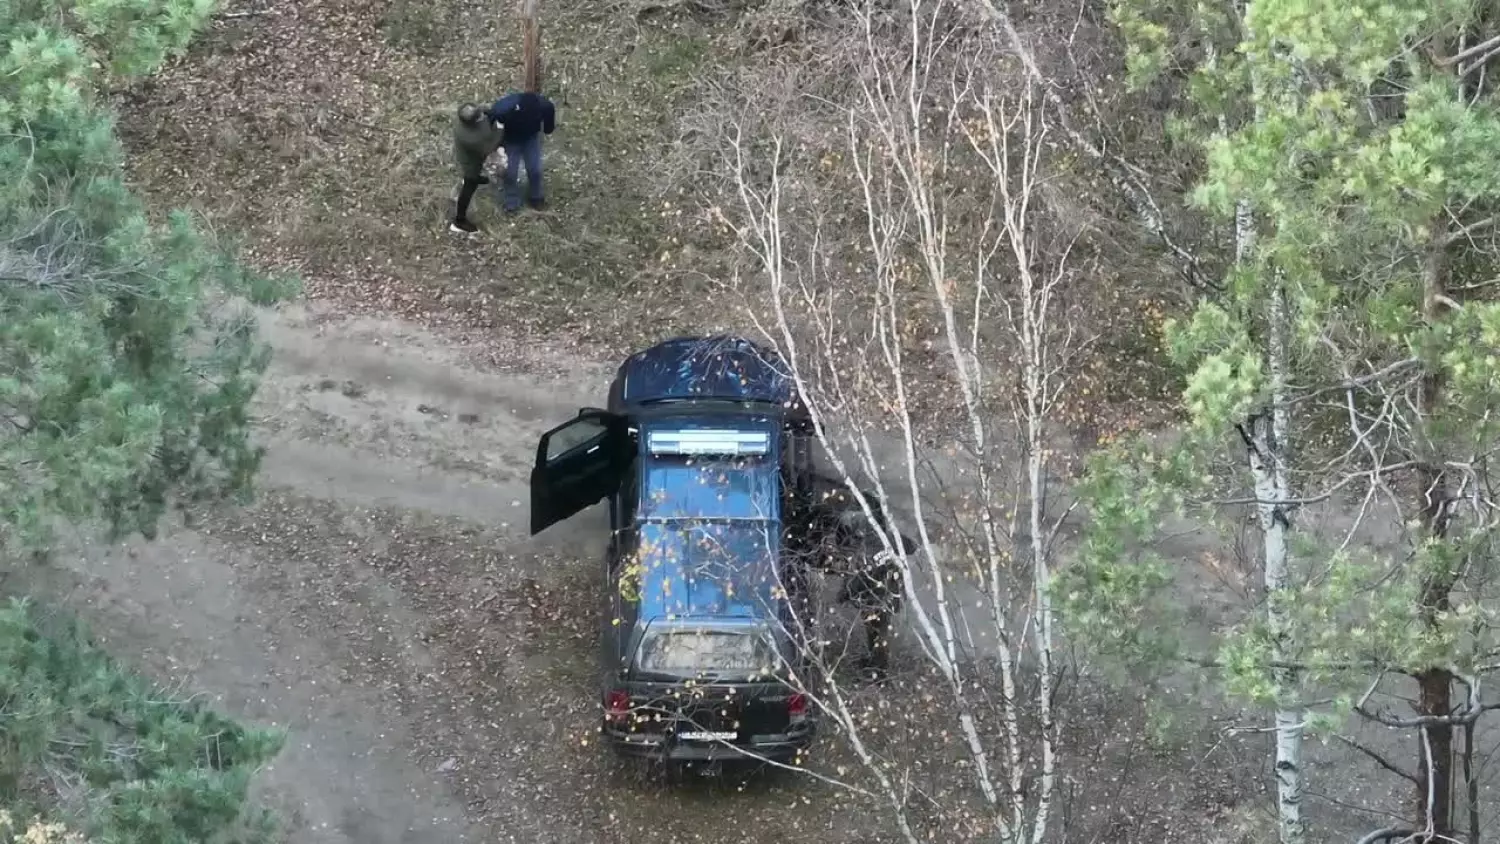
[451,102,504,234]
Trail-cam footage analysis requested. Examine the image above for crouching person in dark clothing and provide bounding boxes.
[489,91,557,212]
[451,103,504,234]
[840,549,905,680]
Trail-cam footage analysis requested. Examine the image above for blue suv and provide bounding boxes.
[529,336,824,766]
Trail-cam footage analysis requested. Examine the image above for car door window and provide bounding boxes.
[530,410,628,535]
[620,456,641,522]
[547,416,609,461]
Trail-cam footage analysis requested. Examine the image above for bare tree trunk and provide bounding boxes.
[1228,8,1305,835]
[1244,272,1306,844]
[991,89,1066,844]
[520,0,542,92]
[1414,226,1455,842]
[1464,716,1478,844]
[1021,219,1059,844]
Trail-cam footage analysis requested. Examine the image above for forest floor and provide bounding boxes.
[9,300,1426,843]
[7,302,1242,842]
[10,0,1460,838]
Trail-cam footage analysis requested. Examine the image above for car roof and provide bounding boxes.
[637,419,781,521]
[636,414,780,453]
[615,335,796,409]
[635,521,783,621]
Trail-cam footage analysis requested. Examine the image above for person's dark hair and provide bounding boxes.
[457,103,483,124]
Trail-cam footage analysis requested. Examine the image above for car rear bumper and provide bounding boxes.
[603,724,816,763]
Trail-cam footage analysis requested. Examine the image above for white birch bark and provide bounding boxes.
[712,3,1071,840]
[1235,1,1306,831]
[1019,179,1059,844]
[1237,176,1306,844]
[1247,275,1306,844]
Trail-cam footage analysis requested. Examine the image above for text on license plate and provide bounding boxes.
[678,731,737,741]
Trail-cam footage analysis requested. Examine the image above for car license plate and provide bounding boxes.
[678,731,737,741]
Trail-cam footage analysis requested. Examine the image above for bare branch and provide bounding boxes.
[1210,461,1418,507]
[1441,32,1500,66]
[965,0,1215,290]
[1442,214,1497,246]
[1332,734,1420,785]
[1282,358,1421,406]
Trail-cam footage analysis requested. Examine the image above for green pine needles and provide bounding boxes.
[0,599,284,843]
[2,0,294,840]
[1,0,298,552]
[1066,0,1500,839]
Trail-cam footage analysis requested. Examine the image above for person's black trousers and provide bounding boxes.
[864,611,892,672]
[454,176,487,223]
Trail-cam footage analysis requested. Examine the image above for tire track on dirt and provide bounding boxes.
[19,303,899,843]
[226,303,619,842]
[13,301,1303,841]
[15,303,619,842]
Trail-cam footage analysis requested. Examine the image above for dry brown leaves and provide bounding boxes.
[112,0,726,368]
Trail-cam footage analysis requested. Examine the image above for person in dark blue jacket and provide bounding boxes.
[488,91,557,212]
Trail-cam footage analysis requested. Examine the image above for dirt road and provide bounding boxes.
[24,302,886,843]
[14,299,1433,842]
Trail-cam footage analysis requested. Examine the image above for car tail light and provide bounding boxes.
[605,690,630,723]
[787,692,807,718]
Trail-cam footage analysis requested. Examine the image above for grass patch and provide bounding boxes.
[632,27,713,85]
[114,0,740,355]
[380,0,460,52]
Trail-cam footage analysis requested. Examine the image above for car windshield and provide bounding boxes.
[639,454,778,521]
[634,520,782,618]
[635,625,781,680]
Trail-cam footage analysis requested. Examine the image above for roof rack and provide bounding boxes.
[646,429,771,457]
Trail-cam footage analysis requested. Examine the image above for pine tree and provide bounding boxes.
[2,2,291,839]
[1063,0,1500,839]
[1,0,297,551]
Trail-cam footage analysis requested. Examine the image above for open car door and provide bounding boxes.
[531,410,629,535]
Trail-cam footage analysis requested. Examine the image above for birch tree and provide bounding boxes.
[1067,0,1500,840]
[703,1,1089,838]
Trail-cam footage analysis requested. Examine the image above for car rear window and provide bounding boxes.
[641,455,778,521]
[636,628,779,676]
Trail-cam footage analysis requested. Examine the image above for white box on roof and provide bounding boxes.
[646,429,771,456]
